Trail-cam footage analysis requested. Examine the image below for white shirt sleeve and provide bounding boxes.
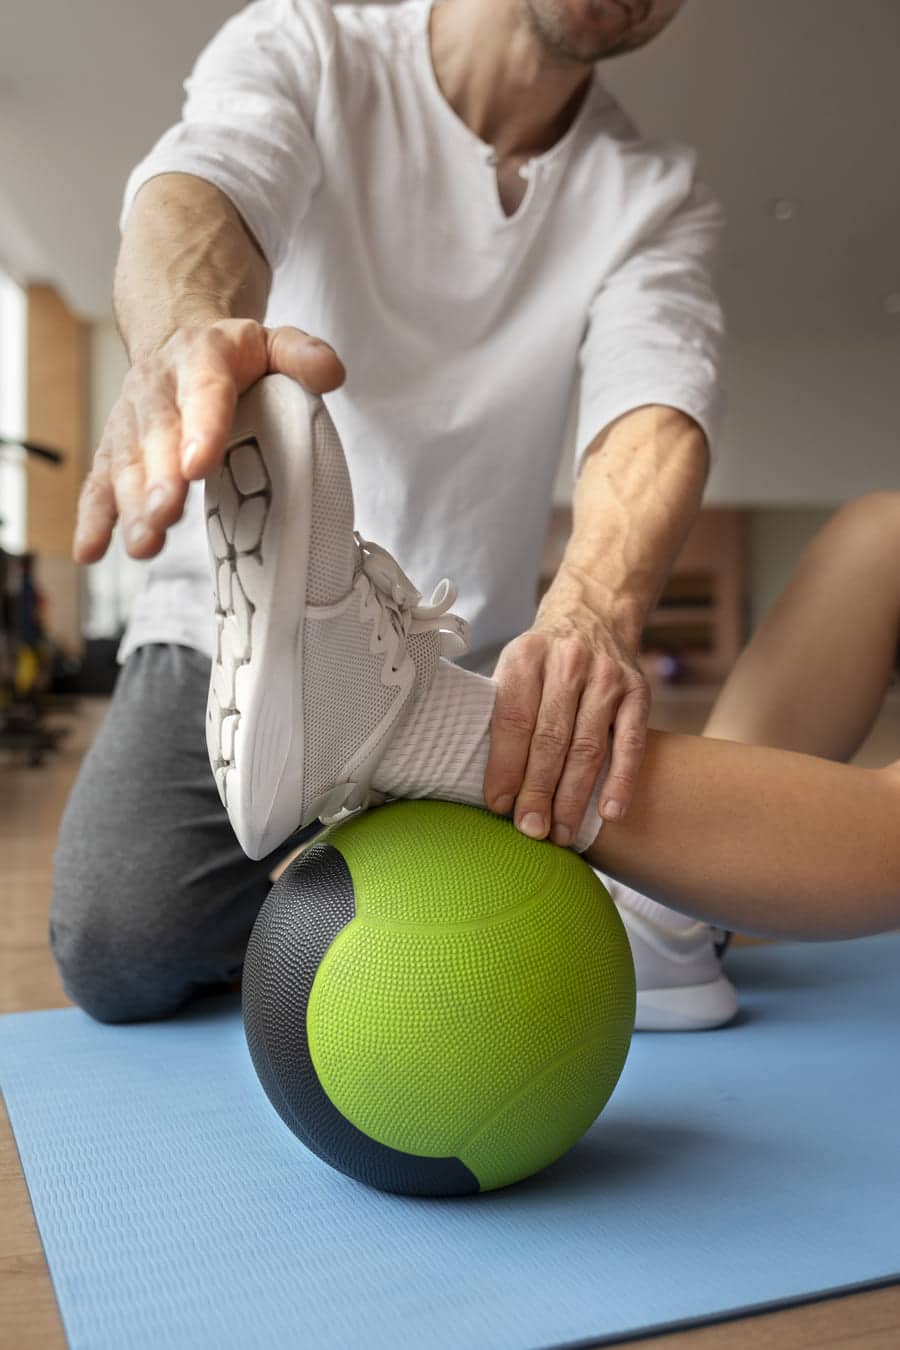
[119,0,336,268]
[575,149,726,471]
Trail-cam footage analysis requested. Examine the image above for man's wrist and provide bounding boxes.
[537,562,648,655]
[114,175,271,366]
[551,405,708,652]
[121,307,233,366]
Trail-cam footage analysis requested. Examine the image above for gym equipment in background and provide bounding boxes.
[0,436,69,764]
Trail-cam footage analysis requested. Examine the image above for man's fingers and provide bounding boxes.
[549,679,614,846]
[73,398,135,561]
[105,401,166,558]
[74,319,349,569]
[176,325,345,481]
[73,456,118,562]
[133,373,189,527]
[114,458,165,559]
[176,363,240,480]
[483,638,545,817]
[511,639,587,840]
[267,326,346,393]
[598,677,650,822]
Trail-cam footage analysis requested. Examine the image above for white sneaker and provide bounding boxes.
[600,876,739,1031]
[204,375,468,860]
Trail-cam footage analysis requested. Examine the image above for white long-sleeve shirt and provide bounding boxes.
[118,0,725,666]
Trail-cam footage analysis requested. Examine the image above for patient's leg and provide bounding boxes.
[705,493,900,760]
[587,729,900,941]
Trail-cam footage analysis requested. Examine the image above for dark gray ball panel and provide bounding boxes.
[242,842,479,1197]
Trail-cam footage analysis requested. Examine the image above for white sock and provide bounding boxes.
[600,876,704,933]
[373,659,604,853]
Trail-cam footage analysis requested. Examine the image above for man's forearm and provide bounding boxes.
[544,405,709,651]
[114,173,272,364]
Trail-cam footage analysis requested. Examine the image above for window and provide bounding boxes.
[0,273,27,554]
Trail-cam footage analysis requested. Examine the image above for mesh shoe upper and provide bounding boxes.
[306,402,357,605]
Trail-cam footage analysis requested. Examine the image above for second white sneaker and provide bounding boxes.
[204,375,468,860]
[599,875,739,1031]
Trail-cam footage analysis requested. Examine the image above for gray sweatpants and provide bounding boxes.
[49,644,315,1023]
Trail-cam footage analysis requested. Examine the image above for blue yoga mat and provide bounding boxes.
[2,936,899,1350]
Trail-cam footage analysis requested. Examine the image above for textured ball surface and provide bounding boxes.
[243,800,635,1196]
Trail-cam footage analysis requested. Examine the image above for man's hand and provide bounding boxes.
[73,318,345,564]
[483,588,650,847]
[483,405,708,846]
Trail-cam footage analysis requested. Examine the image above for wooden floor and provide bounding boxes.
[2,691,899,1350]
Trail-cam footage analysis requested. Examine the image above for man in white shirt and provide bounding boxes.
[56,0,733,1028]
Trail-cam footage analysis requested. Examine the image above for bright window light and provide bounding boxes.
[0,272,27,554]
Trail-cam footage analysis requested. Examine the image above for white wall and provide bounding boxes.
[555,333,900,509]
[552,331,898,631]
[708,336,900,506]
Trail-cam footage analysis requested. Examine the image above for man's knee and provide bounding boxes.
[49,903,186,1025]
[49,850,199,1025]
[828,493,900,563]
[45,641,254,1022]
[49,822,264,1024]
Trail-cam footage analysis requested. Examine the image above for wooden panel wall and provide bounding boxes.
[25,284,89,654]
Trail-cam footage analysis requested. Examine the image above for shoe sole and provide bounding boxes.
[634,974,739,1032]
[205,375,315,860]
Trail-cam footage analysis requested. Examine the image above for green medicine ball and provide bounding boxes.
[243,800,635,1196]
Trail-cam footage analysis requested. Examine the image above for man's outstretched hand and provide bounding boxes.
[73,319,345,564]
[483,589,650,847]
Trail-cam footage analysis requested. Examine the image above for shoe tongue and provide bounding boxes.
[306,404,357,606]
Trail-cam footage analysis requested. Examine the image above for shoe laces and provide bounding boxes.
[353,532,469,672]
